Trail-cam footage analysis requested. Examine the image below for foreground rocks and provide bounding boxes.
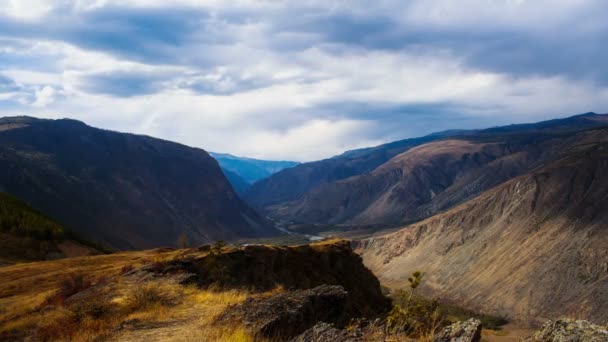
[433,319,482,342]
[218,285,351,340]
[289,322,352,342]
[526,319,608,342]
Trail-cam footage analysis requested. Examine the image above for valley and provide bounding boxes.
[1,112,608,341]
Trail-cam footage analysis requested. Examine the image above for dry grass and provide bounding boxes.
[0,247,288,341]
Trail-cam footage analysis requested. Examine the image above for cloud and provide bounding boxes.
[0,1,607,160]
[32,85,61,107]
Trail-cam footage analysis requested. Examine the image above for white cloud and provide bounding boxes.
[31,85,60,107]
[0,1,607,160]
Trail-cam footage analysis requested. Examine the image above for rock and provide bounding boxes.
[433,318,482,342]
[218,284,350,340]
[526,319,608,342]
[289,322,352,342]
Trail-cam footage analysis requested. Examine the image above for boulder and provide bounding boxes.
[433,318,482,342]
[218,285,350,340]
[526,319,608,342]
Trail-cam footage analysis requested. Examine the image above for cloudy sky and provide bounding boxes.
[1,0,607,161]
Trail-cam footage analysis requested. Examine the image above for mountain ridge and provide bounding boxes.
[0,116,275,250]
[246,113,608,231]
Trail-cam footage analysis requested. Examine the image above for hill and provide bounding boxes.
[248,113,608,232]
[243,135,440,209]
[0,240,391,341]
[0,192,99,264]
[0,117,274,250]
[358,138,608,324]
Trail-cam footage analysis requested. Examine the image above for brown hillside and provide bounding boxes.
[358,140,608,325]
[272,127,608,230]
[0,240,389,341]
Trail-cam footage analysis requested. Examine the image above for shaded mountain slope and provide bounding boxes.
[358,140,608,323]
[0,192,99,264]
[0,117,273,250]
[220,168,251,195]
[262,114,608,229]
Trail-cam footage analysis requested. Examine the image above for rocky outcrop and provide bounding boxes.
[433,319,482,342]
[526,319,608,342]
[218,285,349,340]
[192,240,391,317]
[128,240,390,318]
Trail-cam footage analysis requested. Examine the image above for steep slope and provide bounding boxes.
[0,117,273,250]
[220,168,251,195]
[0,192,99,264]
[358,140,608,323]
[210,152,298,186]
[244,135,440,208]
[263,113,608,229]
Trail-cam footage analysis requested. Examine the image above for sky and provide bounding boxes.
[1,0,608,161]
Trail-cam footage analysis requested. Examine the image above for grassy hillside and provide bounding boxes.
[0,192,101,264]
[0,240,390,341]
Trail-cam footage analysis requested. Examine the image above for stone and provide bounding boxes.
[433,318,482,342]
[289,322,352,342]
[526,319,608,342]
[218,284,350,340]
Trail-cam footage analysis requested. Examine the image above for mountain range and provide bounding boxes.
[209,152,298,194]
[246,113,608,232]
[0,117,273,250]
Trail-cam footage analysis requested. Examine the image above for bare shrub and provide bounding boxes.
[126,282,177,309]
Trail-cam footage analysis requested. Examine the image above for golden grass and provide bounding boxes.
[0,247,260,341]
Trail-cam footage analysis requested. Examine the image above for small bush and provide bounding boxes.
[69,297,113,322]
[126,282,175,309]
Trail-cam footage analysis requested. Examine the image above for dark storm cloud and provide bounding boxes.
[0,5,214,65]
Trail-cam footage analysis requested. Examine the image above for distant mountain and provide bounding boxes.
[245,112,608,230]
[243,135,440,208]
[0,117,275,250]
[359,136,608,323]
[209,152,298,192]
[221,168,251,195]
[0,191,100,264]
